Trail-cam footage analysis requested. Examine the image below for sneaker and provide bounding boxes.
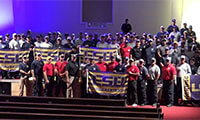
[132,103,137,107]
[152,103,157,107]
[167,104,173,107]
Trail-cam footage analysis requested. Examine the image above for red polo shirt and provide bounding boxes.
[107,61,118,72]
[121,46,131,57]
[55,61,68,74]
[96,62,107,72]
[162,64,176,80]
[127,65,140,81]
[43,63,54,77]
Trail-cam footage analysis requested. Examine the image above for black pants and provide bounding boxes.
[137,80,147,104]
[175,77,182,104]
[45,76,54,97]
[81,76,87,98]
[56,76,66,97]
[33,75,43,96]
[127,80,138,105]
[162,80,174,105]
[147,80,158,104]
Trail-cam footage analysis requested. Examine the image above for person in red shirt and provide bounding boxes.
[107,56,118,72]
[126,59,140,106]
[121,40,131,62]
[162,57,176,107]
[96,56,107,72]
[54,54,68,97]
[43,56,54,97]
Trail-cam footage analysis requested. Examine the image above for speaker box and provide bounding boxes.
[0,82,11,95]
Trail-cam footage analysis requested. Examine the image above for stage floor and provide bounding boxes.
[127,105,200,120]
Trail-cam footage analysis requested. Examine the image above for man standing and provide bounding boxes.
[19,55,32,96]
[55,54,68,97]
[167,19,179,34]
[127,59,140,106]
[162,57,176,107]
[176,55,191,105]
[121,19,132,34]
[137,59,149,106]
[96,56,107,72]
[65,54,79,98]
[147,58,160,106]
[31,53,44,96]
[43,57,54,97]
[9,33,20,50]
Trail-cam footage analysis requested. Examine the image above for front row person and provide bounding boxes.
[19,55,32,96]
[147,58,160,106]
[127,59,140,106]
[43,56,54,97]
[162,57,176,107]
[55,54,68,97]
[31,53,44,96]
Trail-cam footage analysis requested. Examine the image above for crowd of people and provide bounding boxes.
[0,18,200,107]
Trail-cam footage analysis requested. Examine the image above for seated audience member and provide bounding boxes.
[96,35,109,48]
[114,58,126,73]
[96,56,107,72]
[82,34,95,48]
[107,56,118,72]
[167,19,179,34]
[40,36,53,48]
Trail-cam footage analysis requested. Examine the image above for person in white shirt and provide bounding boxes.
[96,35,108,48]
[40,36,53,48]
[19,34,26,48]
[176,55,191,105]
[9,33,20,50]
[34,36,42,48]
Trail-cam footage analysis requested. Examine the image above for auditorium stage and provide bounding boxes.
[127,105,200,120]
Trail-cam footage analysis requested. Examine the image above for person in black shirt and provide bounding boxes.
[130,40,142,60]
[53,37,64,49]
[121,19,132,34]
[19,55,31,96]
[180,23,188,35]
[31,53,44,96]
[167,19,179,34]
[83,34,95,48]
[114,58,126,73]
[65,54,79,98]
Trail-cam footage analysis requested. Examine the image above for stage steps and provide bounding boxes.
[0,95,163,120]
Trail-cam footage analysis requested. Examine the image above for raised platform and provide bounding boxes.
[0,95,163,120]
